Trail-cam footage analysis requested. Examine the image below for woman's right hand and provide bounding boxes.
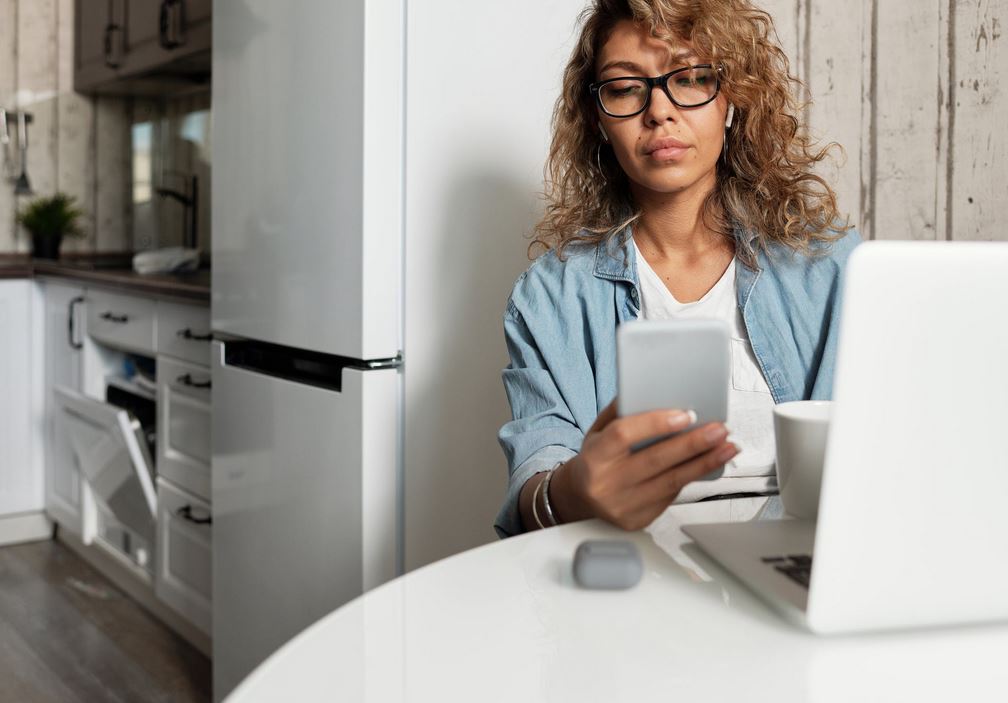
[549,399,739,531]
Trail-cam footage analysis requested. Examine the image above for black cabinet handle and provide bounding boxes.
[100,311,129,323]
[177,328,212,342]
[159,0,187,49]
[174,0,188,47]
[176,373,211,389]
[68,296,85,350]
[176,505,212,525]
[158,1,172,48]
[103,23,122,68]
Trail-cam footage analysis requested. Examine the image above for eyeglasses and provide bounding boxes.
[589,64,721,118]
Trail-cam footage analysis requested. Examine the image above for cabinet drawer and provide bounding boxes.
[157,301,212,365]
[157,356,211,501]
[156,478,211,634]
[87,291,157,354]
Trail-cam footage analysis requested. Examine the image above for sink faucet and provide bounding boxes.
[155,174,198,249]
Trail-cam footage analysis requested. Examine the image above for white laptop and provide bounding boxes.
[684,241,1008,634]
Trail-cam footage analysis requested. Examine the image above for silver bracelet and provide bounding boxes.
[542,462,563,527]
[531,476,546,530]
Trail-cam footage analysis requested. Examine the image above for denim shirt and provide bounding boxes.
[494,226,862,539]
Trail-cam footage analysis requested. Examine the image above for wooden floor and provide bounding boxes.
[0,537,211,703]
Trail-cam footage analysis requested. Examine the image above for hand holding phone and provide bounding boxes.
[544,399,738,531]
[526,319,737,533]
[617,319,730,479]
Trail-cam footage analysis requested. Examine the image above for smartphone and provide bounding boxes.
[616,318,730,479]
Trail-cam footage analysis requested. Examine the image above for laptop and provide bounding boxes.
[684,241,1008,634]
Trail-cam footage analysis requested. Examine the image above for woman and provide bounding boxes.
[495,0,860,538]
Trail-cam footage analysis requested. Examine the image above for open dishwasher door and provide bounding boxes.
[54,386,157,545]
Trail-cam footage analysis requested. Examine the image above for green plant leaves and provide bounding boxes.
[16,193,85,239]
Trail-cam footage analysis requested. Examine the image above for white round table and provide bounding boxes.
[227,515,1008,702]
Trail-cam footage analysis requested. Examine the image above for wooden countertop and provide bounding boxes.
[0,253,210,303]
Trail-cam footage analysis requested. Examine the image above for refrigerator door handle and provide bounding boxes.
[218,338,401,392]
[356,355,403,370]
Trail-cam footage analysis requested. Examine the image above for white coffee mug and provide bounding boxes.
[773,400,832,519]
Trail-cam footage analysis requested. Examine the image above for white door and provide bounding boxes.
[212,0,402,360]
[0,280,39,515]
[211,340,398,701]
[42,282,85,532]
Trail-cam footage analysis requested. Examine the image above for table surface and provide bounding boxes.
[227,514,1008,702]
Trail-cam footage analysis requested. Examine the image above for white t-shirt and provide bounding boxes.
[632,239,777,502]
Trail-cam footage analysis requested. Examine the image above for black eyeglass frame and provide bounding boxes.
[589,64,722,118]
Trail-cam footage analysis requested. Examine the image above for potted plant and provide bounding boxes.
[17,193,85,260]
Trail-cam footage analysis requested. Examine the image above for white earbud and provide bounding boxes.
[725,103,735,129]
[597,121,610,143]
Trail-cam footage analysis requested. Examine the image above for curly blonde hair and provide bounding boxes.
[532,0,850,264]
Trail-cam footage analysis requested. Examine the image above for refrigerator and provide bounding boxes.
[211,0,586,698]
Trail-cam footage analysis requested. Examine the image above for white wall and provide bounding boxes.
[403,0,588,569]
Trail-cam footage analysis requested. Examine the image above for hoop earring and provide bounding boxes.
[596,143,608,184]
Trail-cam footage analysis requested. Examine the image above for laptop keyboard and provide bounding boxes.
[761,554,812,588]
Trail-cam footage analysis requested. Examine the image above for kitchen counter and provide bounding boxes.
[0,254,210,302]
[0,254,34,279]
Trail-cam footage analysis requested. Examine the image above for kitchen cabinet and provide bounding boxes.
[87,288,157,355]
[42,281,86,535]
[157,299,212,366]
[41,277,212,644]
[75,0,212,95]
[0,280,43,517]
[156,476,212,634]
[157,355,211,501]
[75,0,124,91]
[125,0,211,71]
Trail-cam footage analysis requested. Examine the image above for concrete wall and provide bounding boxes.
[0,0,131,254]
[760,0,1005,242]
